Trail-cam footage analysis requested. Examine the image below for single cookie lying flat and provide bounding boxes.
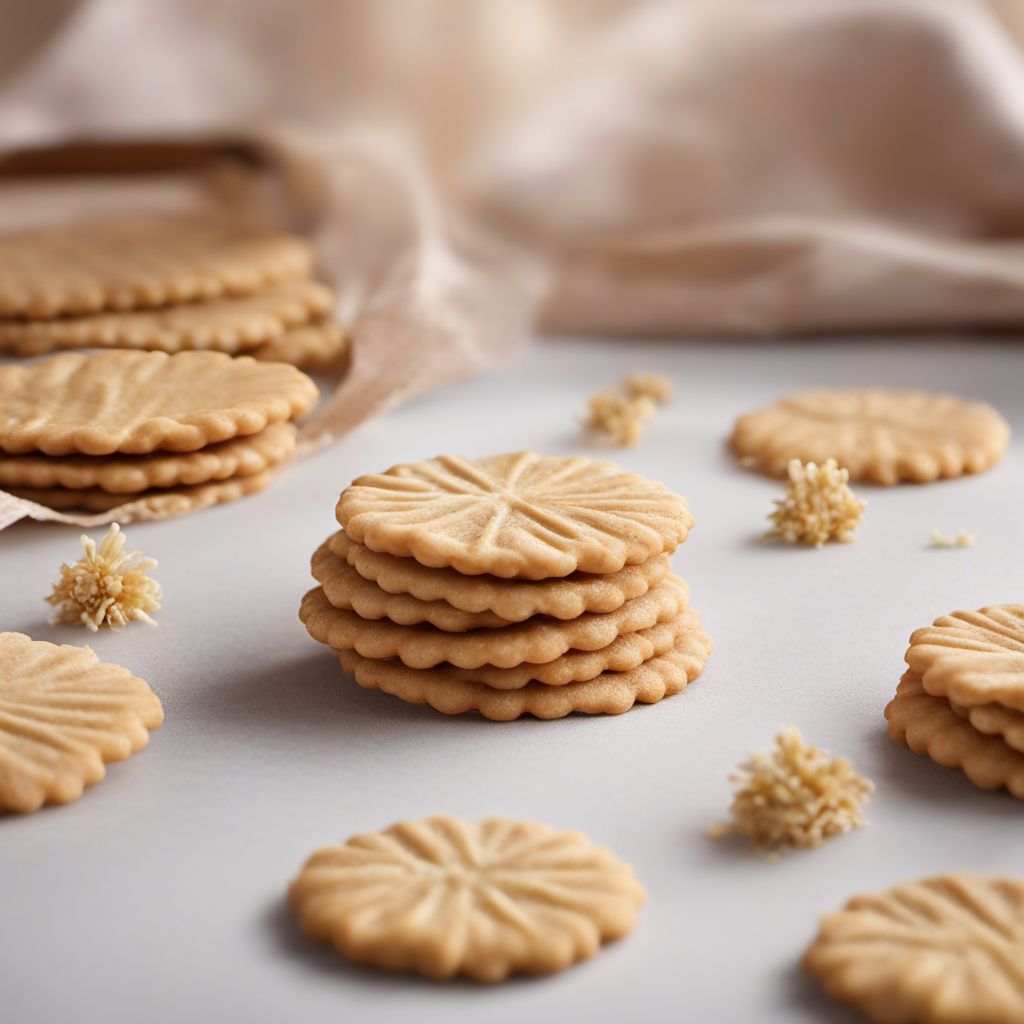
[289,814,646,981]
[730,388,1010,484]
[0,216,312,318]
[330,531,671,621]
[337,451,693,578]
[0,422,295,493]
[804,874,1024,1024]
[0,350,317,455]
[0,632,163,812]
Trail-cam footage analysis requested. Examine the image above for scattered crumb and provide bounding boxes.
[711,728,874,860]
[930,528,975,549]
[622,372,674,404]
[48,523,162,631]
[955,530,975,548]
[585,389,656,446]
[767,458,866,547]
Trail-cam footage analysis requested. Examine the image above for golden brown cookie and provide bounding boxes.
[885,673,1024,798]
[300,575,688,669]
[0,280,333,355]
[730,388,1010,484]
[0,632,163,812]
[336,452,693,579]
[0,216,313,318]
[337,616,711,719]
[250,319,349,370]
[0,350,317,455]
[330,531,671,622]
[289,814,646,981]
[906,604,1024,713]
[804,874,1024,1024]
[0,422,295,493]
[950,700,1024,754]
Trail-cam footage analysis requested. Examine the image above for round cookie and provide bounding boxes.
[337,616,711,720]
[0,350,317,455]
[730,388,1010,484]
[288,815,646,981]
[330,530,671,622]
[336,451,693,578]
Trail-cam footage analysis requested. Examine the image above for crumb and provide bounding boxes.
[712,728,874,858]
[48,523,161,631]
[585,389,656,446]
[767,458,866,547]
[954,530,975,548]
[930,528,975,549]
[622,372,673,404]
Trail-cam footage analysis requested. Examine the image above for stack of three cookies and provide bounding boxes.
[300,452,712,720]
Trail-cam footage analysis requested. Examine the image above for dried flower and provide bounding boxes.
[48,524,161,631]
[585,390,656,446]
[622,372,674,404]
[767,458,866,547]
[710,728,874,859]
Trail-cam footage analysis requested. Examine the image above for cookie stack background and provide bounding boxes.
[300,451,712,720]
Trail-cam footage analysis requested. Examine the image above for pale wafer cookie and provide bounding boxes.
[804,874,1024,1024]
[906,604,1024,713]
[337,451,693,579]
[311,540,510,631]
[885,672,1024,798]
[337,615,711,720]
[251,319,350,370]
[730,388,1010,483]
[330,531,671,622]
[289,815,645,981]
[0,350,317,455]
[0,632,163,812]
[950,700,1024,754]
[0,280,333,356]
[0,422,295,493]
[8,470,276,521]
[300,574,688,669]
[0,216,313,318]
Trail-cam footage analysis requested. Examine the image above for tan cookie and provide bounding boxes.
[330,531,671,622]
[804,874,1024,1024]
[906,604,1024,713]
[0,422,295,493]
[251,319,350,370]
[950,700,1024,754]
[311,540,510,631]
[885,673,1024,798]
[338,616,711,720]
[8,469,276,521]
[0,215,313,318]
[0,280,333,356]
[300,574,688,669]
[337,451,693,579]
[0,632,163,813]
[0,350,317,455]
[289,814,645,981]
[730,388,1010,483]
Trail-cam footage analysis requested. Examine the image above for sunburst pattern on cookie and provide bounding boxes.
[907,605,1024,713]
[289,814,646,980]
[730,388,1010,484]
[804,874,1024,1023]
[336,452,693,578]
[0,632,163,812]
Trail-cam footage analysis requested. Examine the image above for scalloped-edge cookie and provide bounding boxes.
[804,874,1024,1024]
[885,672,1024,798]
[8,469,275,521]
[0,350,318,456]
[330,531,671,622]
[951,700,1024,754]
[0,280,333,356]
[336,452,693,579]
[731,388,1010,484]
[337,616,711,720]
[0,422,295,494]
[311,540,510,631]
[0,216,313,319]
[288,814,646,981]
[0,632,163,812]
[300,575,688,669]
[906,604,1024,713]
[251,319,350,370]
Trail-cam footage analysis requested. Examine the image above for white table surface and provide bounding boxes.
[1,337,1022,1024]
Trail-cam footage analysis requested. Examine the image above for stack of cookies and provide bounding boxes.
[300,452,712,720]
[886,604,1024,798]
[0,215,348,370]
[0,349,318,517]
